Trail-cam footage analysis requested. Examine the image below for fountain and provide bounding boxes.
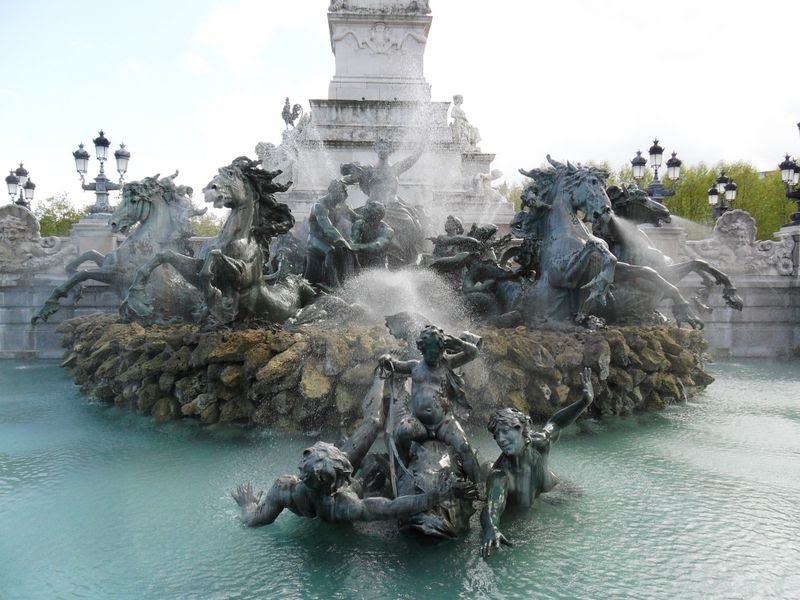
[4,2,800,596]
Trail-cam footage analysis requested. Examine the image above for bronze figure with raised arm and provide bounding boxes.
[480,367,594,558]
[378,325,482,485]
[232,376,477,527]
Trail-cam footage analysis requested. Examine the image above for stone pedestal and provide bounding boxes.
[639,223,687,260]
[327,6,432,102]
[260,1,512,232]
[70,214,121,257]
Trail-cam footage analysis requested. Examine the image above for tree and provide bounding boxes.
[191,212,224,237]
[497,181,523,210]
[662,162,794,239]
[32,194,87,237]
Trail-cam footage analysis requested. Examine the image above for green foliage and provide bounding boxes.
[32,194,87,237]
[604,161,794,241]
[497,181,523,210]
[661,162,794,239]
[191,212,224,237]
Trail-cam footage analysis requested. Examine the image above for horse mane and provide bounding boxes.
[227,156,296,250]
[518,155,609,209]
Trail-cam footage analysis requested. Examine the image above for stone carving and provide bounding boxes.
[121,157,316,324]
[450,95,481,151]
[332,25,427,56]
[472,169,508,203]
[329,0,430,14]
[0,204,76,274]
[481,368,594,558]
[683,209,795,276]
[31,173,203,324]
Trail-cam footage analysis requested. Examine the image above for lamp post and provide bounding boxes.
[707,170,737,219]
[631,139,682,203]
[778,122,800,227]
[4,163,36,208]
[72,130,130,214]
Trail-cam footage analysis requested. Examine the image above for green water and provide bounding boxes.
[1,359,799,600]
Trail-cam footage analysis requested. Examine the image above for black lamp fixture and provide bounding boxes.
[777,122,800,227]
[5,163,35,208]
[707,170,738,219]
[72,130,130,214]
[630,139,682,203]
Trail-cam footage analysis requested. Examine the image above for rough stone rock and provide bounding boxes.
[582,335,611,381]
[300,358,333,401]
[58,314,715,429]
[163,346,193,374]
[243,345,273,377]
[220,365,243,388]
[151,397,179,422]
[256,341,310,385]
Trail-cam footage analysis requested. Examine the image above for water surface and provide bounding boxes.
[1,359,799,599]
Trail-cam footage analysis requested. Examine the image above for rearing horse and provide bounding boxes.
[592,192,744,315]
[122,157,316,324]
[31,172,205,324]
[513,156,702,327]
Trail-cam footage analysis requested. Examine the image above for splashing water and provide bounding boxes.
[669,215,712,241]
[338,268,470,330]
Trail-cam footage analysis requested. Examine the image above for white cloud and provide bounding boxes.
[190,0,327,76]
[181,52,209,76]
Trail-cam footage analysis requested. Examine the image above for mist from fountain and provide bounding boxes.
[337,267,470,331]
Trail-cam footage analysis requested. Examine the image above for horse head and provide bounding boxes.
[111,174,164,234]
[607,184,671,227]
[518,156,611,224]
[203,158,253,210]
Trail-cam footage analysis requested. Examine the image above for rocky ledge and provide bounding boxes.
[58,314,714,430]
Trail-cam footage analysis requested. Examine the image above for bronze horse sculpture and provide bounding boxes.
[509,156,703,327]
[121,157,316,324]
[31,172,206,325]
[594,185,743,315]
[606,183,672,227]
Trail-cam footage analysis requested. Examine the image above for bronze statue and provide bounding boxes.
[122,157,315,324]
[594,185,743,317]
[481,368,594,558]
[281,97,304,130]
[32,172,206,324]
[232,375,477,527]
[350,200,394,269]
[510,156,705,327]
[304,179,358,288]
[341,138,428,267]
[379,326,482,485]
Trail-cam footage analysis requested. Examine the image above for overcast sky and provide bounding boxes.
[2,0,799,208]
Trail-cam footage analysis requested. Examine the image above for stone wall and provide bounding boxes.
[0,274,117,359]
[680,275,800,357]
[58,314,713,430]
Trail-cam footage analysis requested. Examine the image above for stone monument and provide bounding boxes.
[256,0,515,229]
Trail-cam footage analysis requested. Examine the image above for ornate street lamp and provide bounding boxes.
[630,139,682,203]
[707,170,737,219]
[5,163,35,208]
[778,122,800,227]
[72,130,130,214]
